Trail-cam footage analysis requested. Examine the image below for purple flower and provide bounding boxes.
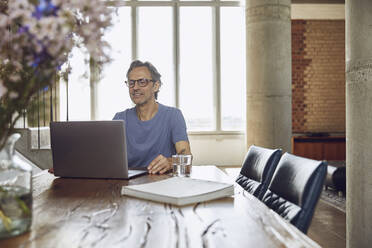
[17,26,29,34]
[32,0,59,20]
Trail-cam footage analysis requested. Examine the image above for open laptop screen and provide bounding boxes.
[50,121,146,179]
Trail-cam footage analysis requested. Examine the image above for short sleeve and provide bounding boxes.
[113,111,126,121]
[171,109,188,144]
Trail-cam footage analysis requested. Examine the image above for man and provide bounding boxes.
[113,60,191,174]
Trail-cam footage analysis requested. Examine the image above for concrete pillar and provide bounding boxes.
[346,1,372,247]
[245,0,292,151]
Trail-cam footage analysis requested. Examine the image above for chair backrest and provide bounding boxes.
[236,145,282,200]
[262,153,327,233]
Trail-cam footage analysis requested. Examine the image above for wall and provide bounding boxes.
[188,133,246,166]
[291,4,345,20]
[292,20,345,133]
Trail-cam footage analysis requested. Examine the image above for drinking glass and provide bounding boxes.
[0,134,32,239]
[172,155,193,177]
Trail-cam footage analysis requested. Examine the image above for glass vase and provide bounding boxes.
[0,133,32,239]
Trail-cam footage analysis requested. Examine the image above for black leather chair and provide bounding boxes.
[236,145,282,200]
[262,153,327,233]
[325,165,346,193]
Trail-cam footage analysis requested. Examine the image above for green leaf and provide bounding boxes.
[16,197,31,215]
[0,209,12,231]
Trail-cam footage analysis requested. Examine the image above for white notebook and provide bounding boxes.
[121,177,234,206]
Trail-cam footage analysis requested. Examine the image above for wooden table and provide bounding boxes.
[0,166,320,248]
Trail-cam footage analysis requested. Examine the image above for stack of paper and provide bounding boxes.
[121,177,234,206]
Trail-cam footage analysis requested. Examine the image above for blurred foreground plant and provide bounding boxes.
[0,0,114,150]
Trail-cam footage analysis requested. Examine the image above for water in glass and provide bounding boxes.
[172,155,192,177]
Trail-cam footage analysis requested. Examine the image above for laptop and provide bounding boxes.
[50,120,147,179]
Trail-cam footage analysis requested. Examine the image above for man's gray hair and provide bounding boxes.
[126,60,162,100]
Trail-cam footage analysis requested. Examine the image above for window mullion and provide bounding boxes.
[131,4,137,60]
[213,2,221,131]
[174,0,180,108]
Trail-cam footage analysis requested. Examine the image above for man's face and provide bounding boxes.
[128,66,160,106]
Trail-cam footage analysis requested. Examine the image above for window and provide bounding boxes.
[138,7,174,107]
[179,7,214,131]
[59,46,90,121]
[62,0,246,132]
[98,7,132,120]
[220,7,246,131]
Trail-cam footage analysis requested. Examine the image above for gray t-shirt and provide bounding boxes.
[113,103,188,168]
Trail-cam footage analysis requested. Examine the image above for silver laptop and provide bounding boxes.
[50,121,147,179]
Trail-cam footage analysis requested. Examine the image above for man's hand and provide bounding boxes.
[148,155,172,174]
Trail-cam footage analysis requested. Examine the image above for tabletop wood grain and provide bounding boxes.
[0,166,320,248]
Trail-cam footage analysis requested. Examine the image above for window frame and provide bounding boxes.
[104,0,245,134]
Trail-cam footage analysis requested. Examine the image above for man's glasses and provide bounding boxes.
[125,78,154,88]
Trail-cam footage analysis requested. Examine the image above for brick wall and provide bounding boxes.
[292,20,345,133]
